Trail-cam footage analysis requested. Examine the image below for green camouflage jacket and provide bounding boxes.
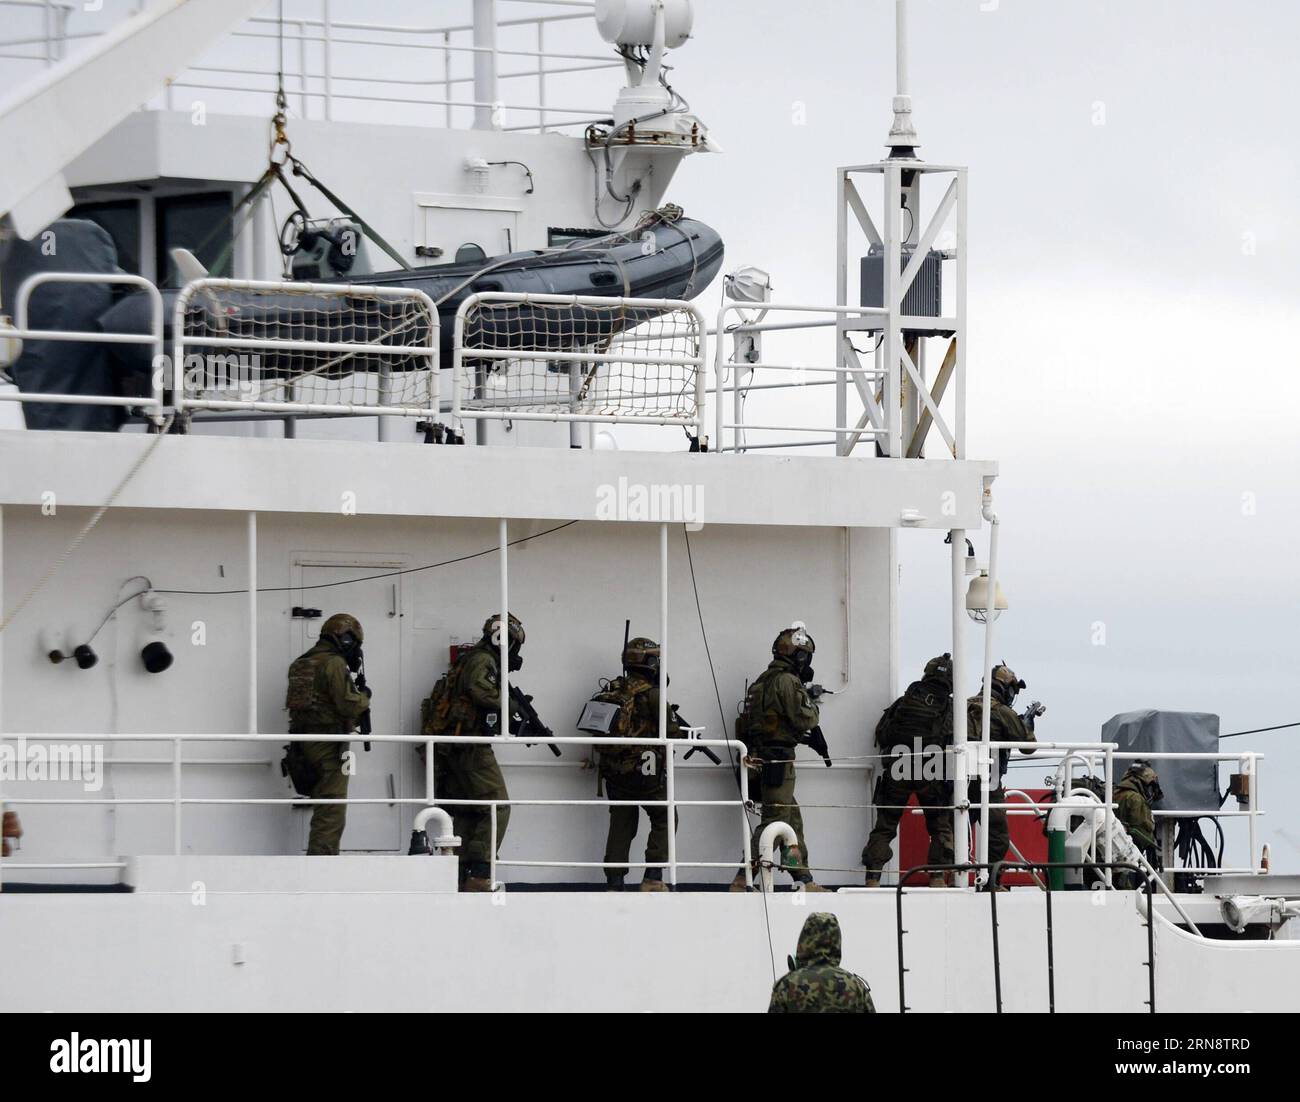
[1114,776,1157,851]
[450,642,507,734]
[966,695,1035,781]
[285,641,369,735]
[744,656,820,753]
[768,912,875,1013]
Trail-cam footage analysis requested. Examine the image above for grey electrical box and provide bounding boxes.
[860,247,944,331]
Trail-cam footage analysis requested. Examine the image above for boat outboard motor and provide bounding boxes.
[284,216,370,280]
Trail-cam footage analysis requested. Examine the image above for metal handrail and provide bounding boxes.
[712,303,895,455]
[172,278,440,425]
[452,292,708,441]
[1,274,165,421]
[0,731,751,892]
[3,1,611,131]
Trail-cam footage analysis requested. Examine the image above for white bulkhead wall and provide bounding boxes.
[67,109,671,279]
[1,507,893,885]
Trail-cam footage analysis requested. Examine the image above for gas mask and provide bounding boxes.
[333,632,363,671]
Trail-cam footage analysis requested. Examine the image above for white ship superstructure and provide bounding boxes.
[0,1,1296,1014]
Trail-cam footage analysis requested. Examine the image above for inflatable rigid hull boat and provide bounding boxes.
[99,216,724,380]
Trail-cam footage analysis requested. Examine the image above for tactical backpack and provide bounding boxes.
[736,672,782,747]
[420,646,484,738]
[876,679,951,751]
[583,677,653,776]
[420,669,456,737]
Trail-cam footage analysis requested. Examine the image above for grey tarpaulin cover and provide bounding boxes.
[1100,710,1221,813]
[0,218,124,431]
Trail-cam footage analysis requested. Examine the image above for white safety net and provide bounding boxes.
[177,282,437,412]
[455,297,701,422]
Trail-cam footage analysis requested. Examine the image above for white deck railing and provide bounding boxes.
[0,273,164,422]
[0,730,1269,894]
[0,0,615,133]
[0,731,753,893]
[172,277,440,432]
[452,291,707,440]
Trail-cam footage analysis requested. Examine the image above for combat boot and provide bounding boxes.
[606,873,626,892]
[798,881,831,892]
[863,876,881,888]
[462,861,494,893]
[639,878,669,892]
[728,870,751,892]
[928,874,950,888]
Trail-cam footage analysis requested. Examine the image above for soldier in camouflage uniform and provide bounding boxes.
[424,613,522,891]
[594,637,683,892]
[768,911,875,1013]
[730,624,828,892]
[285,613,372,855]
[1114,761,1161,885]
[967,663,1037,880]
[862,654,956,888]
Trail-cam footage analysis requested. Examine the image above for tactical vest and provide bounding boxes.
[737,666,796,750]
[876,679,952,751]
[967,696,1016,778]
[592,676,657,776]
[285,643,348,733]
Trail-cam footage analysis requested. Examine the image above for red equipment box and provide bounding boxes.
[898,788,1050,886]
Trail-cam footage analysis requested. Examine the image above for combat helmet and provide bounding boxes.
[989,662,1025,704]
[320,613,364,645]
[482,612,525,650]
[772,621,815,665]
[922,652,953,689]
[622,636,661,677]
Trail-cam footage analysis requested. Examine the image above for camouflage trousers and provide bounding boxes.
[862,771,954,878]
[435,743,510,873]
[302,741,349,856]
[968,780,1010,868]
[749,756,811,879]
[602,771,678,881]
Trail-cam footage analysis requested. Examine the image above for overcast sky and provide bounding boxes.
[656,0,1300,867]
[4,0,1296,868]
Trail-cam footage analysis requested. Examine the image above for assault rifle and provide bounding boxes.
[804,724,833,767]
[355,659,372,752]
[509,684,562,757]
[1020,700,1046,732]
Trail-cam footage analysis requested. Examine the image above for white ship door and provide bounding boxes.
[292,557,406,854]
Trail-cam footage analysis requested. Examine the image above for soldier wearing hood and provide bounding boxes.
[1115,760,1162,863]
[768,912,875,1013]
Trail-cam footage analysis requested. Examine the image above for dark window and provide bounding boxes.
[68,199,141,274]
[547,227,608,248]
[155,192,233,284]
